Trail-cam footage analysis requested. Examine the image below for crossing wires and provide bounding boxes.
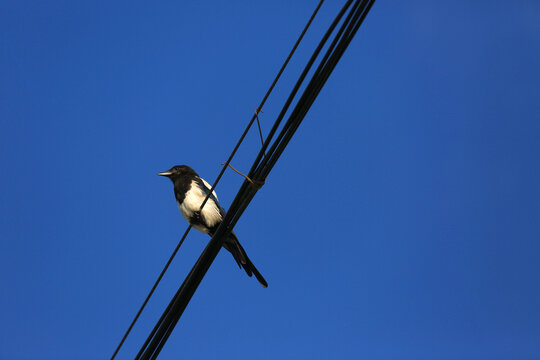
[134,0,376,359]
[110,2,324,359]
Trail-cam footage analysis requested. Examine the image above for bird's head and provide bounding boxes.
[157,165,196,181]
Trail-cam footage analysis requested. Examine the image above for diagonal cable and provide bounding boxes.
[136,1,376,359]
[109,2,324,358]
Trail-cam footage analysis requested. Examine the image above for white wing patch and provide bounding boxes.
[178,179,223,233]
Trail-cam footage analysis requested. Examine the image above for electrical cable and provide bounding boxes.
[109,2,324,359]
[135,1,375,359]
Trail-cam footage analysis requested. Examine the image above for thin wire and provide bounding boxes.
[109,225,192,360]
[255,109,265,149]
[247,0,354,180]
[220,162,259,185]
[258,1,374,181]
[110,2,324,359]
[230,0,375,233]
[196,0,325,214]
[136,1,376,358]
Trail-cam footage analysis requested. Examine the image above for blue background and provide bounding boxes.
[1,1,539,359]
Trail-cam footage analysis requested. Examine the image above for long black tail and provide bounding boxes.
[222,232,268,288]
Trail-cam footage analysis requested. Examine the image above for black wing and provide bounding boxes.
[194,177,226,218]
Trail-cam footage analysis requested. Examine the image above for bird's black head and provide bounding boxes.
[157,165,197,181]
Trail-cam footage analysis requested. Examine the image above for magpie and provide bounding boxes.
[158,165,268,288]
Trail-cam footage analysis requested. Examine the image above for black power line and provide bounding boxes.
[136,1,376,359]
[110,2,324,359]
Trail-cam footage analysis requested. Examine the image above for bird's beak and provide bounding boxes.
[157,171,172,177]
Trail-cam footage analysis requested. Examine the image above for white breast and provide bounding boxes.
[178,179,223,233]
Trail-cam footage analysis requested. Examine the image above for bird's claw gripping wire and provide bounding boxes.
[221,162,266,189]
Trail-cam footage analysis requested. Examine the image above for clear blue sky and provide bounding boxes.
[1,1,539,359]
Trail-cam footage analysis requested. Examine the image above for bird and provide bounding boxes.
[158,165,268,288]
